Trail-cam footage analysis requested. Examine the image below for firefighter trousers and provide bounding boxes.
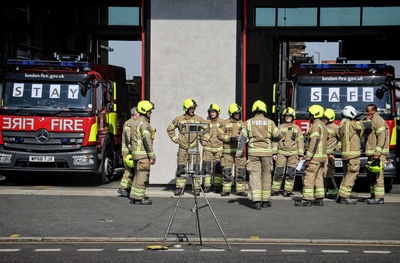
[303,160,325,200]
[272,154,298,193]
[324,155,338,195]
[202,151,222,188]
[221,153,247,193]
[338,157,360,199]
[367,155,386,199]
[246,156,272,202]
[175,147,201,190]
[130,159,150,200]
[119,165,134,190]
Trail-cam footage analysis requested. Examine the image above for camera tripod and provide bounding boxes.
[161,123,231,251]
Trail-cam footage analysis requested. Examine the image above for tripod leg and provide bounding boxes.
[192,174,203,246]
[161,176,188,247]
[200,189,232,251]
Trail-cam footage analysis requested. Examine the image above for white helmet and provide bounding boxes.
[342,106,358,119]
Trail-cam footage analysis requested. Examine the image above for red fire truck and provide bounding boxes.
[275,63,398,191]
[0,58,129,184]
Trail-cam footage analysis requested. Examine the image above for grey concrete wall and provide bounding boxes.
[149,0,237,184]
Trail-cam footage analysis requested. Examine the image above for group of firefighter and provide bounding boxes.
[117,98,389,210]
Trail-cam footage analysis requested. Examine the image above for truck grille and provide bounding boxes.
[1,130,84,152]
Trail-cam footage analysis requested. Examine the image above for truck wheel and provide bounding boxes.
[100,148,114,184]
[385,177,393,193]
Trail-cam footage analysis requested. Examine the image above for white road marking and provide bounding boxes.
[163,249,184,252]
[363,250,391,254]
[199,249,225,252]
[240,249,267,252]
[281,249,306,253]
[118,249,144,252]
[0,249,20,252]
[321,250,349,253]
[34,249,61,252]
[77,249,104,252]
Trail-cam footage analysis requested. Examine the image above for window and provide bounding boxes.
[363,7,400,26]
[108,7,140,26]
[320,7,360,26]
[277,8,317,27]
[255,8,275,27]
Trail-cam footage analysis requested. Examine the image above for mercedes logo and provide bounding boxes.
[35,129,50,143]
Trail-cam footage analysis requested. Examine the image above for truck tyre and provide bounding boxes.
[97,135,115,185]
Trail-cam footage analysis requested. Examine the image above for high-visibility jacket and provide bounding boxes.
[130,115,156,160]
[236,113,281,157]
[121,117,136,159]
[338,118,365,160]
[326,122,341,155]
[202,117,224,153]
[305,118,327,162]
[365,113,390,157]
[272,122,304,156]
[167,114,205,149]
[217,118,244,154]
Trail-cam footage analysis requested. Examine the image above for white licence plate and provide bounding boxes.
[335,160,343,167]
[29,156,55,162]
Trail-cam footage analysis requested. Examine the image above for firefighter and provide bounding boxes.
[217,103,247,196]
[295,105,327,207]
[271,107,304,197]
[201,104,224,193]
[336,106,372,204]
[236,100,281,210]
[321,108,340,199]
[129,100,156,205]
[364,104,390,204]
[167,99,205,196]
[117,107,140,197]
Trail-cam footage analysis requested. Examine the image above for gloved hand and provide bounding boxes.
[124,154,134,168]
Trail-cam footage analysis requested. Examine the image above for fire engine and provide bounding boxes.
[274,62,398,191]
[0,57,129,184]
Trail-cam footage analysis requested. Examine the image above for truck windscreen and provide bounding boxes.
[294,85,392,119]
[2,82,92,112]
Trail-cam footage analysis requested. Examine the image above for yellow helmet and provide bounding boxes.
[366,159,383,173]
[308,105,324,119]
[283,107,296,119]
[124,154,134,168]
[323,108,336,122]
[183,99,197,112]
[228,103,242,117]
[137,100,155,114]
[208,104,220,115]
[252,100,267,113]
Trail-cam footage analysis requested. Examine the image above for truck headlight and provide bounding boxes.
[72,154,95,166]
[0,153,12,164]
[385,158,395,169]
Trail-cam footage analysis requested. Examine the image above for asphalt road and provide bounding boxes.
[0,243,399,263]
[1,173,400,262]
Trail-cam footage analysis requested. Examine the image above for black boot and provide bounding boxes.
[253,201,262,210]
[282,191,293,197]
[221,192,230,197]
[262,201,271,208]
[271,191,280,196]
[204,186,212,193]
[130,198,152,205]
[314,198,323,206]
[338,197,357,205]
[237,191,248,197]
[174,188,184,196]
[367,198,384,205]
[214,186,221,194]
[295,199,313,207]
[117,188,129,197]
